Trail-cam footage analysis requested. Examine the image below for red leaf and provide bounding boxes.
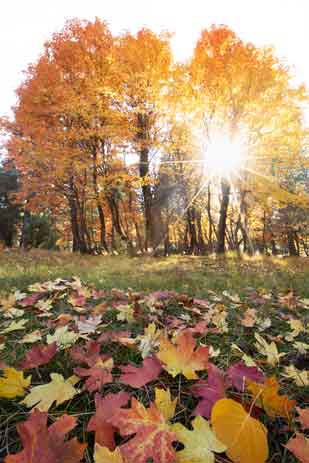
[227,362,265,392]
[18,293,42,307]
[70,340,103,367]
[285,433,309,463]
[191,363,230,418]
[119,356,162,388]
[87,392,130,450]
[97,330,131,343]
[19,343,57,370]
[5,409,86,463]
[296,407,309,430]
[74,358,113,392]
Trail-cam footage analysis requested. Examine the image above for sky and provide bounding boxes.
[1,0,308,118]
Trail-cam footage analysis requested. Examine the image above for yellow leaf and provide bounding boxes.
[0,368,31,399]
[1,319,28,334]
[94,444,123,463]
[254,333,285,366]
[283,365,309,387]
[211,398,268,463]
[46,326,80,349]
[20,330,42,344]
[21,373,79,411]
[173,415,226,463]
[155,388,177,422]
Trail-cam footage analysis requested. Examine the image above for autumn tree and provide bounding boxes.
[190,25,306,254]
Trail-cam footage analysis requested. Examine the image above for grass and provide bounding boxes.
[1,249,309,297]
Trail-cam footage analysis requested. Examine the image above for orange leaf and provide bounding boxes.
[247,376,296,419]
[111,397,176,463]
[5,409,86,463]
[156,331,208,379]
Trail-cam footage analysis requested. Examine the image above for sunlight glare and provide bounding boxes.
[204,133,246,179]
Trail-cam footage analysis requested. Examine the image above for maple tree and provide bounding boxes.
[1,20,308,255]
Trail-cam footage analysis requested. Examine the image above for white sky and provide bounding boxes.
[1,0,308,118]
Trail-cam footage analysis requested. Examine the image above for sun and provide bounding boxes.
[203,132,247,179]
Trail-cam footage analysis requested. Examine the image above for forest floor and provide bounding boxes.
[1,249,309,297]
[1,250,309,462]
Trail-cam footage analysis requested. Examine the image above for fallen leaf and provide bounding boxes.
[111,397,176,463]
[20,330,42,344]
[21,373,79,411]
[191,363,229,418]
[211,398,268,463]
[227,361,265,392]
[19,343,57,370]
[296,407,309,430]
[254,333,285,366]
[87,392,130,450]
[283,365,309,386]
[155,388,177,422]
[47,326,80,349]
[157,331,208,379]
[74,358,113,392]
[70,340,102,367]
[1,319,28,333]
[285,433,309,463]
[119,356,162,388]
[246,376,296,419]
[94,444,123,463]
[5,408,86,462]
[0,368,31,399]
[173,415,226,463]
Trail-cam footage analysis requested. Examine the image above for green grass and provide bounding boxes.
[1,249,309,297]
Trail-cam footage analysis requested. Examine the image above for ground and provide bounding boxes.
[1,250,309,297]
[0,251,309,463]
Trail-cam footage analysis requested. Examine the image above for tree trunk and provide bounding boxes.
[137,113,154,250]
[287,229,298,256]
[216,179,230,254]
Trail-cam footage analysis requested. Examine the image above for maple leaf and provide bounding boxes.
[191,363,229,418]
[70,340,102,367]
[47,326,80,349]
[94,444,124,463]
[5,408,86,463]
[74,358,113,392]
[227,361,265,392]
[20,330,42,344]
[0,368,31,399]
[111,397,176,463]
[155,388,177,422]
[1,319,27,334]
[173,415,226,463]
[21,373,79,411]
[119,356,162,388]
[282,365,309,386]
[137,322,161,358]
[246,376,296,419]
[87,391,130,450]
[19,343,57,370]
[241,308,257,327]
[156,331,209,379]
[254,333,285,366]
[97,330,131,344]
[296,407,309,430]
[76,315,103,334]
[284,433,309,463]
[211,398,269,463]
